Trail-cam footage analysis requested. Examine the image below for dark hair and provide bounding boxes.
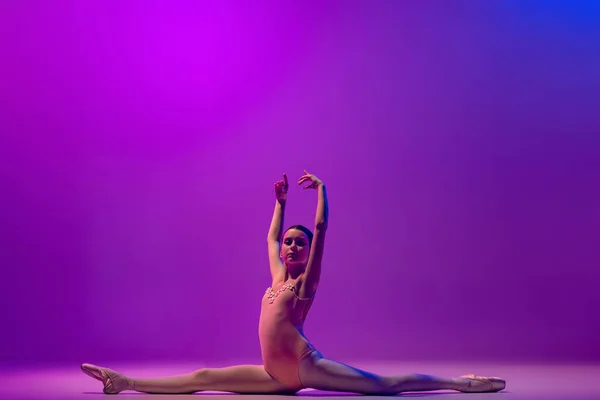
[284,225,314,246]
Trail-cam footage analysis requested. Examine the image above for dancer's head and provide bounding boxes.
[280,225,313,273]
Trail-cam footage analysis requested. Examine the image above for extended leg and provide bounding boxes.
[81,363,292,394]
[298,354,505,395]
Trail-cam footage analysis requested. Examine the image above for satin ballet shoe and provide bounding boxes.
[81,363,132,394]
[457,374,506,393]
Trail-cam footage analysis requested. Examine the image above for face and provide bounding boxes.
[281,229,310,267]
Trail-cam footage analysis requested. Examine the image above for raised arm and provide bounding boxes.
[267,174,288,285]
[298,170,329,296]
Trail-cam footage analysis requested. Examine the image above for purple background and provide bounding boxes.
[1,1,599,367]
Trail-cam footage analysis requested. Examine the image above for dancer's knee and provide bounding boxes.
[355,377,396,395]
[377,376,400,395]
[193,368,210,385]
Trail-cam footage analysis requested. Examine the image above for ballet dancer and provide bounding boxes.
[81,170,506,395]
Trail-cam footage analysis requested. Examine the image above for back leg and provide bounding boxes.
[298,355,394,395]
[298,354,459,395]
[81,363,293,394]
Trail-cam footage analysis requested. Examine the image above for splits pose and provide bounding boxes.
[81,171,506,395]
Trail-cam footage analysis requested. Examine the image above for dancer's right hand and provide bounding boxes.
[274,173,289,205]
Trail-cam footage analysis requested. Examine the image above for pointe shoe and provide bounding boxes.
[457,374,506,393]
[81,363,133,394]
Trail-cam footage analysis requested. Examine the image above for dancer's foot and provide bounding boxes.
[81,363,133,394]
[455,374,506,393]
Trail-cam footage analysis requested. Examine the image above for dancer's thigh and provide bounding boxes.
[199,365,294,394]
[298,352,392,395]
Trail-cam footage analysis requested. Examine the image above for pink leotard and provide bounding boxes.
[258,279,317,391]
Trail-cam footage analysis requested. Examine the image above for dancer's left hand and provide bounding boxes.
[298,170,324,189]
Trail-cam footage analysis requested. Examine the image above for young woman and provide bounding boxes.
[81,170,506,395]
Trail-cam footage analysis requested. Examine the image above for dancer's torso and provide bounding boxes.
[258,279,316,367]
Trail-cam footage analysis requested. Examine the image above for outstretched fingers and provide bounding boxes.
[297,173,312,188]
